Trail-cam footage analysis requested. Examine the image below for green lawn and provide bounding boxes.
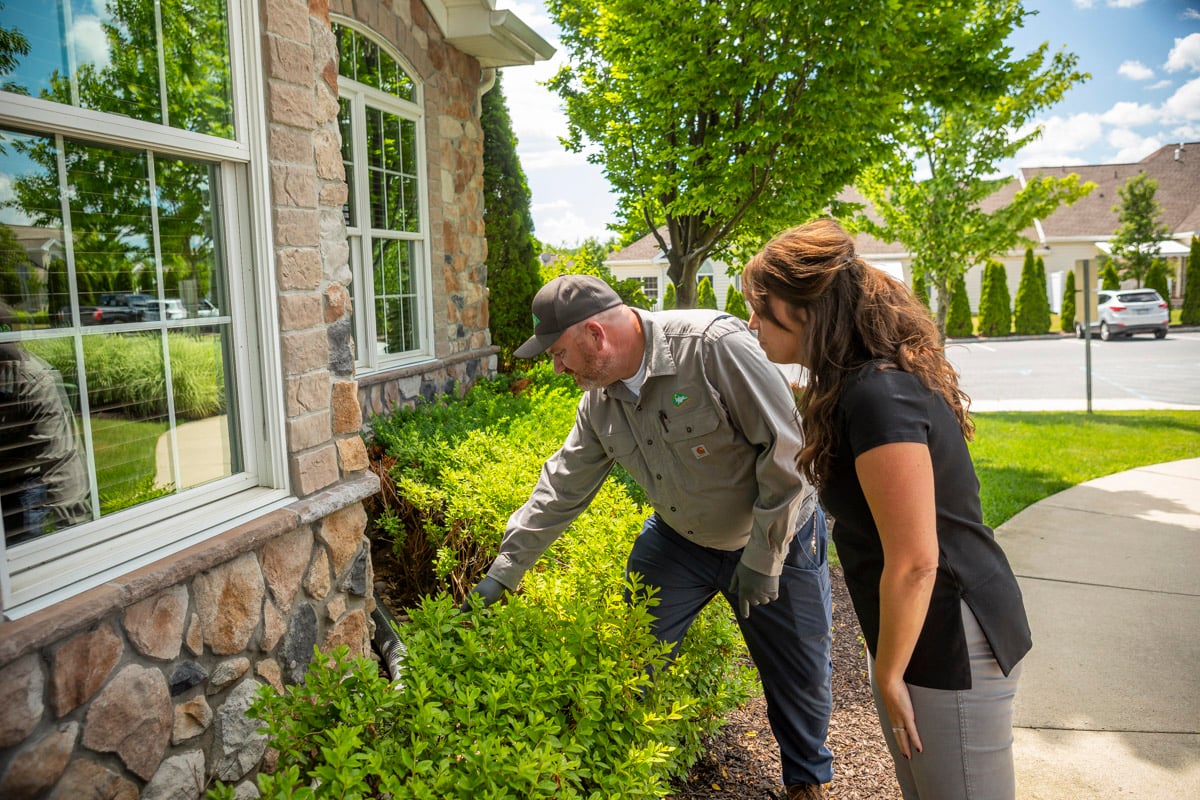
[89,416,171,514]
[971,410,1200,528]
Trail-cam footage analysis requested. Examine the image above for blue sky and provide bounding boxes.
[497,0,1200,247]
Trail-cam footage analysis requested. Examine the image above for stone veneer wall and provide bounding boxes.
[0,478,377,799]
[326,0,500,425]
[0,0,391,796]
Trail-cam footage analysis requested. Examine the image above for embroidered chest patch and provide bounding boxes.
[672,392,688,407]
[691,444,709,459]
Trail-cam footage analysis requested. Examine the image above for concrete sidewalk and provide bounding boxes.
[995,457,1200,798]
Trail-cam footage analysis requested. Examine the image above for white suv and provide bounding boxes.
[1076,289,1169,341]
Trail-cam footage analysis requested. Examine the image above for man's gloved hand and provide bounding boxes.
[459,575,508,612]
[729,561,779,619]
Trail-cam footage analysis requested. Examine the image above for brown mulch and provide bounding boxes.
[665,565,901,799]
[374,555,900,799]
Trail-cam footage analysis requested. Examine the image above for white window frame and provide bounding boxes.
[334,19,435,371]
[0,0,289,619]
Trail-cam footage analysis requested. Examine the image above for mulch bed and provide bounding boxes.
[666,565,901,799]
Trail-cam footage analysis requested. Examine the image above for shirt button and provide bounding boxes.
[670,506,677,512]
[656,474,662,480]
[686,426,693,432]
[647,439,653,445]
[608,446,614,453]
[687,530,695,536]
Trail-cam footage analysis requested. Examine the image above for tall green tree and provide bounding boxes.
[661,282,676,310]
[1145,260,1170,306]
[482,74,540,369]
[977,260,1011,337]
[946,272,974,338]
[544,0,1022,308]
[724,283,749,320]
[1108,173,1171,288]
[1182,236,1200,325]
[1100,257,1121,290]
[853,0,1092,337]
[1014,247,1049,335]
[1060,268,1076,333]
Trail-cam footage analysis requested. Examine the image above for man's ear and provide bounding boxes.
[581,318,606,345]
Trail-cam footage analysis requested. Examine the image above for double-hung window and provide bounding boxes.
[0,0,282,615]
[333,21,433,369]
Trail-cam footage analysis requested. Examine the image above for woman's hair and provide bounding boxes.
[743,218,972,484]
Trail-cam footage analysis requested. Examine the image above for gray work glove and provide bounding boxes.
[729,561,779,619]
[459,575,508,612]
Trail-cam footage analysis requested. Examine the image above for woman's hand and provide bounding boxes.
[880,674,923,759]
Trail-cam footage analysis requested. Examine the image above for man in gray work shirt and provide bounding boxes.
[466,275,833,799]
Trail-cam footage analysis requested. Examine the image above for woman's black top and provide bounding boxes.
[819,362,1031,690]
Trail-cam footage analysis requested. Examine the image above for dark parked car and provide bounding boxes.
[1076,289,1170,340]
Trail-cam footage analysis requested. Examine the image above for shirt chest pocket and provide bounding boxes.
[660,404,721,444]
[597,426,638,458]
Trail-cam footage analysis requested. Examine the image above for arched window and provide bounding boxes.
[333,22,431,367]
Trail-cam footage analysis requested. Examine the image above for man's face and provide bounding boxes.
[549,323,620,391]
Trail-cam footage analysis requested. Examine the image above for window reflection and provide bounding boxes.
[0,122,240,542]
[0,0,233,138]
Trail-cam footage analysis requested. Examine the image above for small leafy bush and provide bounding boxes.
[210,576,753,800]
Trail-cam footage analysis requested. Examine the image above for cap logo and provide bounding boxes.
[672,392,688,407]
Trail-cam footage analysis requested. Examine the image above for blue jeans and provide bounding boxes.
[625,506,834,786]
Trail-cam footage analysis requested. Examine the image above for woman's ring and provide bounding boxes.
[892,727,905,734]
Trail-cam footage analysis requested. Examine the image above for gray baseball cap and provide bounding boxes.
[513,275,623,359]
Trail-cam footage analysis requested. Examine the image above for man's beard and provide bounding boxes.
[568,344,620,391]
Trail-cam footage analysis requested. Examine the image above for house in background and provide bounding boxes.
[604,143,1199,318]
[0,0,550,796]
[606,227,740,310]
[849,142,1200,315]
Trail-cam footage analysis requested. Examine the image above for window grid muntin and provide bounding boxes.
[334,19,430,368]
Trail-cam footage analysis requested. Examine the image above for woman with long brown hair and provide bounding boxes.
[742,218,1031,800]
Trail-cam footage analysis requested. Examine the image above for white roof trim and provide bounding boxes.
[1094,239,1191,256]
[422,0,555,67]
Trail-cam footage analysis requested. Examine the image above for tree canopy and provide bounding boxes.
[853,0,1093,336]
[1108,172,1171,289]
[544,0,1032,308]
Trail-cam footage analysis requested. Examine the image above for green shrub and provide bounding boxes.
[1145,259,1170,305]
[723,283,749,320]
[1014,247,1049,335]
[1060,268,1077,332]
[696,276,717,310]
[945,272,973,337]
[977,260,1011,337]
[1100,257,1120,290]
[1183,236,1200,325]
[662,282,676,310]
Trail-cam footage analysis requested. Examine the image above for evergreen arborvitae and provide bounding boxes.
[1100,258,1121,290]
[1145,259,1170,307]
[1182,236,1200,325]
[1060,268,1077,333]
[945,271,973,337]
[697,276,717,309]
[481,74,540,370]
[977,260,1011,337]
[724,283,749,320]
[662,282,677,310]
[1014,247,1047,334]
[912,268,930,308]
[1035,255,1052,332]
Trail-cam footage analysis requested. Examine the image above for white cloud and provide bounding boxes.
[1107,129,1163,162]
[1072,0,1095,8]
[1014,113,1105,166]
[1100,100,1159,127]
[1106,0,1148,7]
[1160,76,1200,123]
[1165,33,1200,73]
[1148,79,1173,91]
[1186,9,1200,21]
[1118,60,1154,80]
[0,174,35,226]
[69,16,111,70]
